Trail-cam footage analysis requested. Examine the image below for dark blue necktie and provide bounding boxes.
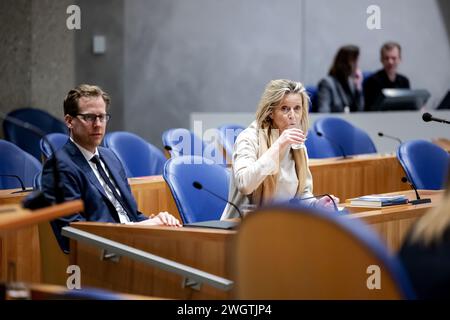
[90,155,132,222]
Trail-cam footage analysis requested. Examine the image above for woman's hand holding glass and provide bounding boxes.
[277,127,306,150]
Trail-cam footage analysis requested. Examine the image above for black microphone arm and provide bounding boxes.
[401,176,431,205]
[378,132,402,144]
[422,112,450,124]
[193,181,244,219]
[0,174,26,192]
[315,130,349,159]
[290,193,338,211]
[0,112,65,203]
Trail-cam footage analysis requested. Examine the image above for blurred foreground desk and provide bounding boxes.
[0,201,83,283]
[68,190,440,299]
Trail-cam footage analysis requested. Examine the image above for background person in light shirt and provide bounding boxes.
[42,84,181,252]
[221,79,339,219]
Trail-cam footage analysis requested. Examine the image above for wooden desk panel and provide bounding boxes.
[310,154,409,201]
[128,155,410,217]
[345,190,442,252]
[0,155,409,223]
[70,223,235,299]
[0,201,83,284]
[129,176,180,221]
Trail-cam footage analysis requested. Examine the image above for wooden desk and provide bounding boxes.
[126,154,410,217]
[69,222,234,300]
[0,154,409,220]
[310,153,409,201]
[128,176,180,221]
[345,189,442,252]
[0,189,31,206]
[0,201,83,284]
[0,178,179,286]
[0,201,83,231]
[68,190,440,299]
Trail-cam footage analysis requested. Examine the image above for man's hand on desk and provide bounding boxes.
[137,211,182,227]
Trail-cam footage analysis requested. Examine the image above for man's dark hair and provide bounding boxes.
[380,42,402,59]
[63,84,111,116]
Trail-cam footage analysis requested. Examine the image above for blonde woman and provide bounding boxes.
[399,167,450,299]
[221,79,339,219]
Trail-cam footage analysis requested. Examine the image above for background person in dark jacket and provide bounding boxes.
[317,45,364,113]
[363,42,410,111]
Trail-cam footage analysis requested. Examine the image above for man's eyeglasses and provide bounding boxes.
[274,106,302,115]
[74,113,111,123]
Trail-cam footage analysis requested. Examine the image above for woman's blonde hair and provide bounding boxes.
[410,169,450,245]
[255,79,310,133]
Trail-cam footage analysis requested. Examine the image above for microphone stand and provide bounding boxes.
[0,174,28,193]
[378,132,402,144]
[183,181,241,230]
[401,177,431,205]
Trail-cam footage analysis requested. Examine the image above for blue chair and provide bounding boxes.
[103,131,166,177]
[40,133,69,160]
[33,171,42,190]
[3,107,68,160]
[314,117,377,157]
[305,129,339,159]
[0,139,42,189]
[305,85,318,113]
[162,128,225,165]
[397,140,449,190]
[235,203,415,299]
[163,155,230,224]
[217,124,245,160]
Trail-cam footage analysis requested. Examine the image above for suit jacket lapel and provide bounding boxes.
[66,141,110,201]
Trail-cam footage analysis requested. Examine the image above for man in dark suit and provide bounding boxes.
[363,42,410,111]
[42,84,181,252]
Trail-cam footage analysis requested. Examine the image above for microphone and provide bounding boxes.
[401,176,431,205]
[193,181,244,220]
[315,130,349,159]
[289,193,339,211]
[0,174,29,192]
[378,132,402,144]
[0,112,65,205]
[422,112,450,124]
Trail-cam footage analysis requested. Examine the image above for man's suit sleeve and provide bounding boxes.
[41,157,87,224]
[41,156,87,252]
